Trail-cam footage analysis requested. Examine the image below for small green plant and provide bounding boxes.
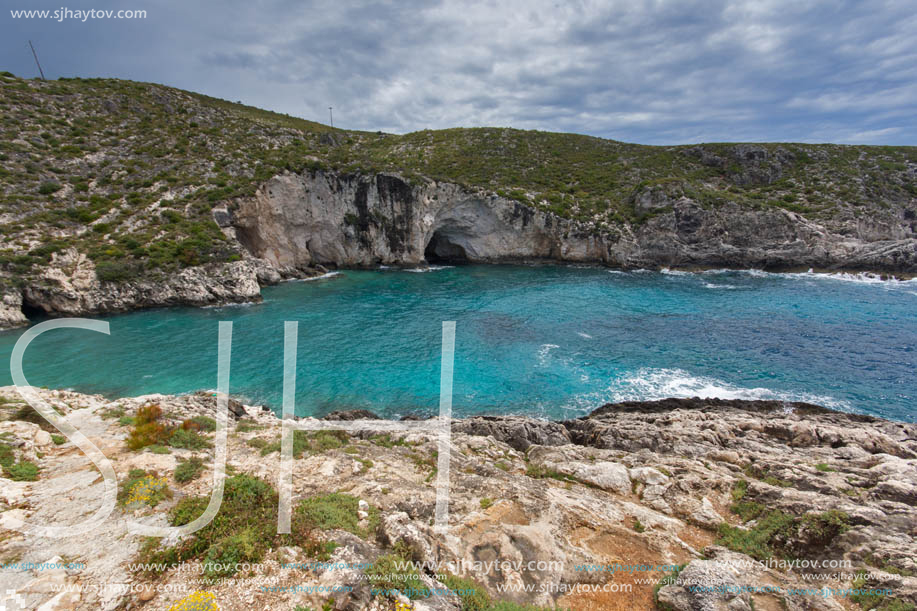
[730,500,767,522]
[98,406,126,420]
[183,416,217,432]
[4,460,39,481]
[653,564,687,609]
[246,437,268,449]
[367,549,428,599]
[175,456,205,483]
[296,492,377,538]
[0,441,39,481]
[716,510,849,561]
[849,569,916,610]
[148,445,171,454]
[731,479,749,501]
[633,518,646,533]
[50,434,66,445]
[38,181,61,195]
[480,497,494,510]
[168,428,212,450]
[370,433,408,448]
[259,430,348,457]
[815,463,835,472]
[137,474,311,579]
[304,539,338,562]
[235,419,263,432]
[118,469,171,508]
[11,405,55,431]
[441,573,491,610]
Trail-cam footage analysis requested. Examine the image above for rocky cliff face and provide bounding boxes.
[0,249,313,329]
[4,167,915,330]
[228,171,609,268]
[229,170,917,272]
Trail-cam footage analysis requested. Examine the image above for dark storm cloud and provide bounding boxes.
[2,0,915,144]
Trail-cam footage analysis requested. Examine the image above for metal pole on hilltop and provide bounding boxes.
[29,40,46,81]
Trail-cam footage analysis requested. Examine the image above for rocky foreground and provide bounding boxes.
[0,388,915,611]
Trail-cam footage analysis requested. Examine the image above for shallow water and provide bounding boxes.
[1,265,915,421]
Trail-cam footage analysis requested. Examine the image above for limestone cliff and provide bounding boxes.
[228,169,917,271]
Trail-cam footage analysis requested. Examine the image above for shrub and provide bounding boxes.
[127,405,171,450]
[303,538,338,562]
[480,498,494,510]
[166,591,220,611]
[11,405,55,432]
[118,469,171,508]
[731,479,748,501]
[370,433,409,448]
[367,550,428,599]
[148,445,171,454]
[168,428,212,450]
[849,570,917,611]
[5,460,39,481]
[441,573,491,610]
[174,456,205,483]
[138,474,311,579]
[258,430,348,457]
[296,492,377,538]
[183,416,217,432]
[38,181,61,195]
[0,441,39,481]
[235,419,263,432]
[730,501,767,522]
[51,434,66,445]
[203,528,260,577]
[95,260,140,283]
[716,510,849,561]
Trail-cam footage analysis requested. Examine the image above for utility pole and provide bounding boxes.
[329,106,333,129]
[29,40,45,81]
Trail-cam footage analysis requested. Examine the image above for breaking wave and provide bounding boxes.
[564,368,850,413]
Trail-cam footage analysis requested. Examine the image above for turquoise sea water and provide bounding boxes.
[1,265,915,422]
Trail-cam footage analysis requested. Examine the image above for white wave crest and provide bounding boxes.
[698,268,915,287]
[536,343,560,366]
[404,265,454,273]
[301,271,342,281]
[564,368,850,412]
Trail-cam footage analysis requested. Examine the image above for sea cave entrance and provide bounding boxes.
[20,295,46,322]
[424,229,470,264]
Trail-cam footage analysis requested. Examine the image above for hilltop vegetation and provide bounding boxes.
[1,71,915,287]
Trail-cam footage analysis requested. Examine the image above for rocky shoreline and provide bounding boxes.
[1,387,915,610]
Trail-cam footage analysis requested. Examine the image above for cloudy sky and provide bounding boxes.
[3,0,915,145]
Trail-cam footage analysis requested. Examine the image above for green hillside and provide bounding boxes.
[1,72,915,286]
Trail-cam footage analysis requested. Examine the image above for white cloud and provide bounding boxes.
[2,0,915,144]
